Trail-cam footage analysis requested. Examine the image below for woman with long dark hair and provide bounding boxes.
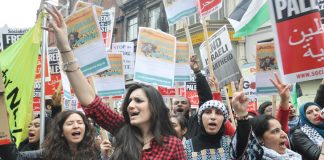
[45,6,185,160]
[43,110,99,159]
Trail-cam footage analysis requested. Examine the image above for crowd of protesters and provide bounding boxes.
[1,6,324,160]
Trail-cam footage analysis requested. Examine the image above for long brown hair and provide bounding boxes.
[43,110,98,160]
[110,83,176,160]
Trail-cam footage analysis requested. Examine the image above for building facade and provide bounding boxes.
[54,0,320,103]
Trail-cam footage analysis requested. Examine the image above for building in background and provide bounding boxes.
[50,0,320,103]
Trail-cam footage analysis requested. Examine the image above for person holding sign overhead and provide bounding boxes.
[45,6,185,160]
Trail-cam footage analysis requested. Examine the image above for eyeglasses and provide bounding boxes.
[173,100,188,105]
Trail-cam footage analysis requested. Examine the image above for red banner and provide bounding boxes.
[270,0,324,83]
[198,0,222,17]
[185,82,199,108]
[158,86,185,96]
[35,55,51,81]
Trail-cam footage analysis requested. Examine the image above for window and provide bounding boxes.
[209,2,225,20]
[187,14,200,25]
[209,9,224,20]
[148,7,160,29]
[127,16,138,41]
[169,24,176,35]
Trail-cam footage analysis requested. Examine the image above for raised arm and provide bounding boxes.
[45,7,125,134]
[231,79,251,158]
[45,6,95,106]
[189,55,212,106]
[270,72,290,133]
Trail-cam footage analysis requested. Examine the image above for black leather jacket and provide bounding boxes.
[290,127,321,160]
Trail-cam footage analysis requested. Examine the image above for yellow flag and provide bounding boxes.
[0,13,43,147]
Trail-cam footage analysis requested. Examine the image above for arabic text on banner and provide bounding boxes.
[94,53,125,97]
[112,42,135,75]
[199,25,242,88]
[269,0,324,83]
[175,42,191,82]
[65,6,110,77]
[134,27,176,87]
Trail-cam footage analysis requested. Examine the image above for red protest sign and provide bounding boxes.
[158,86,185,96]
[35,55,51,81]
[198,0,222,17]
[45,74,61,97]
[269,0,324,83]
[185,82,199,108]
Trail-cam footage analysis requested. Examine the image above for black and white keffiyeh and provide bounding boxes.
[301,124,324,146]
[198,100,228,125]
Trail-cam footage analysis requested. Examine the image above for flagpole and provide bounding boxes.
[201,17,216,80]
[39,4,48,147]
[183,19,195,55]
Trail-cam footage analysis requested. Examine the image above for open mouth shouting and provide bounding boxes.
[129,111,140,119]
[176,107,184,112]
[207,122,218,130]
[71,131,81,139]
[278,140,287,150]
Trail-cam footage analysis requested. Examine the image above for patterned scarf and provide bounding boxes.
[262,146,301,160]
[299,102,324,136]
[301,124,324,146]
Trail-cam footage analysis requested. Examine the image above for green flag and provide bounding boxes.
[228,0,270,37]
[0,13,43,147]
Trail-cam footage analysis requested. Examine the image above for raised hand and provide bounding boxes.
[45,6,71,52]
[189,55,200,73]
[208,75,220,92]
[100,139,113,158]
[270,72,290,108]
[231,78,249,117]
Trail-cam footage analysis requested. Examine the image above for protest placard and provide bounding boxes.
[269,0,324,83]
[197,0,222,17]
[100,8,115,50]
[185,82,199,108]
[175,42,191,82]
[48,47,60,74]
[158,86,185,97]
[0,27,28,51]
[94,53,125,97]
[162,0,197,25]
[134,27,176,87]
[34,55,51,82]
[241,63,258,111]
[65,6,110,77]
[255,42,278,95]
[112,42,135,75]
[199,25,242,88]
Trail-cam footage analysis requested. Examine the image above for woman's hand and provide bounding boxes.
[45,6,71,52]
[100,139,112,158]
[208,76,220,92]
[232,79,249,117]
[189,55,200,73]
[270,72,290,109]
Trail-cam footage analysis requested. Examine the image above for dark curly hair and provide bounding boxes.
[43,110,98,160]
[110,83,176,160]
